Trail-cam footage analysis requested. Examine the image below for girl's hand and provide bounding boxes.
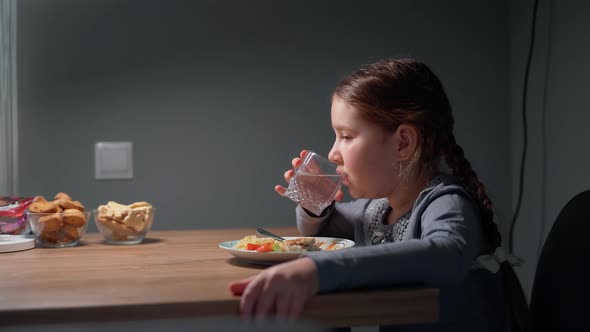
[228,257,319,320]
[275,150,344,201]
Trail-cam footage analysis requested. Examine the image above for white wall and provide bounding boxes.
[511,0,590,299]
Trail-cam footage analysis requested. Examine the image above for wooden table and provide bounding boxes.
[0,227,438,327]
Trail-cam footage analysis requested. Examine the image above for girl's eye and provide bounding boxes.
[341,135,352,140]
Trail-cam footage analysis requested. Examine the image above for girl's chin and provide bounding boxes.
[347,186,385,200]
[346,186,361,199]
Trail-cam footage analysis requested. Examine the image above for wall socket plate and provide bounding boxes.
[95,142,133,180]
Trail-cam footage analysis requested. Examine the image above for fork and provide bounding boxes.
[256,228,286,241]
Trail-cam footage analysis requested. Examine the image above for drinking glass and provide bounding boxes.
[283,151,344,215]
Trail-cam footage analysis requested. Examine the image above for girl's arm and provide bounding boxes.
[296,199,371,239]
[306,192,483,292]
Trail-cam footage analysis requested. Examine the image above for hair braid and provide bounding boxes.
[444,134,531,331]
[443,134,502,250]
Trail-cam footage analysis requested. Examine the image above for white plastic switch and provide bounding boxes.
[95,142,133,180]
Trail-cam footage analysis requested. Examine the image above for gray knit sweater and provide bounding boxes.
[297,174,505,332]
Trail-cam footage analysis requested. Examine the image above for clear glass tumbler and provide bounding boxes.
[283,151,344,215]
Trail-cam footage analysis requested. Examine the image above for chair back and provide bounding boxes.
[530,190,590,331]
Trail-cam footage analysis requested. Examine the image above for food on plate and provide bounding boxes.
[95,200,153,241]
[234,235,323,253]
[282,237,321,252]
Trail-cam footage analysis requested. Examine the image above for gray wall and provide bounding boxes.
[18,0,590,327]
[511,0,590,299]
[14,1,511,331]
[18,0,511,234]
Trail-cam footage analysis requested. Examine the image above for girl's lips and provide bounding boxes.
[336,168,348,185]
[341,174,349,186]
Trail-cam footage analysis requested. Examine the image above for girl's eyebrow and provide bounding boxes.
[333,125,358,133]
[332,124,351,131]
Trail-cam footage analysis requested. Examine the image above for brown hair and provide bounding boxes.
[333,58,530,331]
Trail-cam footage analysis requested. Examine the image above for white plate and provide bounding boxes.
[0,235,35,253]
[219,236,355,265]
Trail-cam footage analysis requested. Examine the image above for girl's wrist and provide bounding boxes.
[301,200,335,217]
[300,257,320,295]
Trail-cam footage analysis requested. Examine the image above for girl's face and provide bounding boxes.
[328,97,400,198]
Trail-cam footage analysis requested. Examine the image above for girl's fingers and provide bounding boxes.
[287,291,306,320]
[229,275,256,296]
[274,291,292,319]
[292,149,308,169]
[239,276,265,318]
[229,280,248,296]
[291,157,302,170]
[275,185,286,196]
[234,259,318,320]
[254,285,276,319]
[335,191,344,201]
[284,169,294,183]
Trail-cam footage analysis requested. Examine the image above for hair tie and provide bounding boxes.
[472,247,524,273]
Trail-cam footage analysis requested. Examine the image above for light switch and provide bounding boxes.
[95,142,133,180]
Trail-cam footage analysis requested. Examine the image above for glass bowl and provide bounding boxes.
[93,206,155,245]
[1,196,35,235]
[0,214,30,235]
[27,210,91,248]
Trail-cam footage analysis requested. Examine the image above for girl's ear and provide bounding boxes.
[394,124,420,161]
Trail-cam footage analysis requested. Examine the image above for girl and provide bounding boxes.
[229,58,529,332]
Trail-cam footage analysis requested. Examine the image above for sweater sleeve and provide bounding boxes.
[305,192,483,292]
[296,199,370,240]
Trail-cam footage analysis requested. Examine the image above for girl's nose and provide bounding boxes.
[328,146,341,165]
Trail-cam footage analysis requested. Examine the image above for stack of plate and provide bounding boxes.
[0,234,35,253]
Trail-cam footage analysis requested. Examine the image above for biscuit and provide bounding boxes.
[106,201,129,221]
[30,193,88,245]
[124,209,146,232]
[129,201,152,209]
[107,201,129,212]
[29,201,58,213]
[54,192,72,201]
[40,231,62,243]
[56,199,85,211]
[97,205,109,217]
[96,200,153,237]
[97,218,135,235]
[112,232,129,241]
[39,213,64,232]
[61,224,79,240]
[63,209,87,227]
[33,196,47,203]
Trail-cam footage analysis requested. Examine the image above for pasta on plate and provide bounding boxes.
[235,235,322,253]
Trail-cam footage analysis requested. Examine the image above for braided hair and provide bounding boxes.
[333,58,530,331]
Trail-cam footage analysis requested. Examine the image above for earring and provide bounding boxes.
[392,161,404,176]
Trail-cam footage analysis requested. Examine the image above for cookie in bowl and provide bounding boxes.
[93,201,155,245]
[27,192,90,248]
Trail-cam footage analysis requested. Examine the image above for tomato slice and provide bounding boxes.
[256,242,274,252]
[246,243,260,251]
